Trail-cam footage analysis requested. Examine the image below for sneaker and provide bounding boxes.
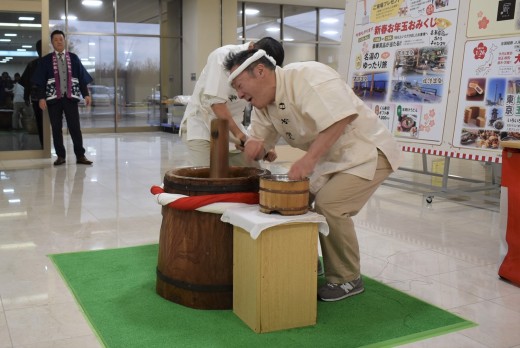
[317,259,324,276]
[318,277,364,302]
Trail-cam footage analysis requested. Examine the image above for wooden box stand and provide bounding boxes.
[233,222,318,333]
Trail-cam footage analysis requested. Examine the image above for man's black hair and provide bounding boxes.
[254,37,284,66]
[36,40,42,57]
[51,30,65,40]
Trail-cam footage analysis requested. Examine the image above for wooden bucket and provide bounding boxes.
[259,174,309,216]
[156,166,267,310]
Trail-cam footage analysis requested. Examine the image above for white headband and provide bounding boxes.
[228,49,276,82]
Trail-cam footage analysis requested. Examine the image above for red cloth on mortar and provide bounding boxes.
[150,185,259,211]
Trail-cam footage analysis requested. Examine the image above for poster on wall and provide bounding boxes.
[453,37,520,150]
[467,0,520,38]
[347,0,458,143]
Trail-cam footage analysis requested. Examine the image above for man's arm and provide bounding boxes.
[211,103,247,144]
[287,114,358,180]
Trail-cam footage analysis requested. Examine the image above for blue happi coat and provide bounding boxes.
[32,51,93,103]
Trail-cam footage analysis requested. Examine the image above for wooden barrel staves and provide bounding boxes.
[259,174,310,216]
[156,166,267,310]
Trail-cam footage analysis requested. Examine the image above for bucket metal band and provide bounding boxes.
[259,203,309,212]
[165,182,256,193]
[259,187,309,194]
[156,267,233,293]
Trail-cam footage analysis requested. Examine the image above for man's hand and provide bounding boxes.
[38,99,47,111]
[287,155,316,180]
[243,136,265,161]
[84,95,92,106]
[263,149,277,162]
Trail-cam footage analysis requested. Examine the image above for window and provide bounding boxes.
[237,2,344,68]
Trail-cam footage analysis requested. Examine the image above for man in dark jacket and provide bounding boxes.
[20,40,43,147]
[32,30,93,165]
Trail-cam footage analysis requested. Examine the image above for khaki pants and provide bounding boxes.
[181,132,259,168]
[316,151,393,283]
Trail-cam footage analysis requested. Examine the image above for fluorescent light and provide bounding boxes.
[5,33,17,37]
[321,18,339,24]
[323,30,338,35]
[61,15,78,20]
[0,51,38,57]
[17,49,27,52]
[3,189,14,193]
[266,27,280,32]
[245,9,259,15]
[88,42,96,46]
[0,23,18,27]
[283,38,294,42]
[0,39,11,42]
[20,23,41,28]
[82,0,103,6]
[19,17,35,21]
[22,45,32,48]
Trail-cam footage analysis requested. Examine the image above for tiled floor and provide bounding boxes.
[1,132,519,347]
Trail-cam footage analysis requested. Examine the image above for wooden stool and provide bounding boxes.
[233,222,318,333]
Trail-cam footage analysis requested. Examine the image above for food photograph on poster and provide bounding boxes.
[455,36,520,150]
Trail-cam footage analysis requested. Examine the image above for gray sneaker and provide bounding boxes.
[318,277,364,302]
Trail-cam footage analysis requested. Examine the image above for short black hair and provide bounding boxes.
[36,40,42,57]
[51,30,65,40]
[224,49,276,74]
[254,37,284,67]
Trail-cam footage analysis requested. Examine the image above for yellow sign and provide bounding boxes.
[370,0,405,23]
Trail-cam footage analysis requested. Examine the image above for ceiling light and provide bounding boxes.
[245,9,259,15]
[0,22,18,27]
[266,27,280,32]
[321,18,339,24]
[5,33,17,37]
[19,17,35,21]
[20,24,41,28]
[82,0,103,7]
[22,45,32,48]
[0,39,11,42]
[283,38,294,42]
[323,30,338,35]
[61,15,78,20]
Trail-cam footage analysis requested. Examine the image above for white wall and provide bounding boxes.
[182,0,238,94]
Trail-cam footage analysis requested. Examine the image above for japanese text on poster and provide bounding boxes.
[348,0,458,143]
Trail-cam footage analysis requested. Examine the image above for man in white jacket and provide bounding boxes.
[179,37,284,167]
[225,49,402,302]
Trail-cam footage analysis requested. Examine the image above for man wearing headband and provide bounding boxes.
[224,49,402,302]
[179,37,284,167]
